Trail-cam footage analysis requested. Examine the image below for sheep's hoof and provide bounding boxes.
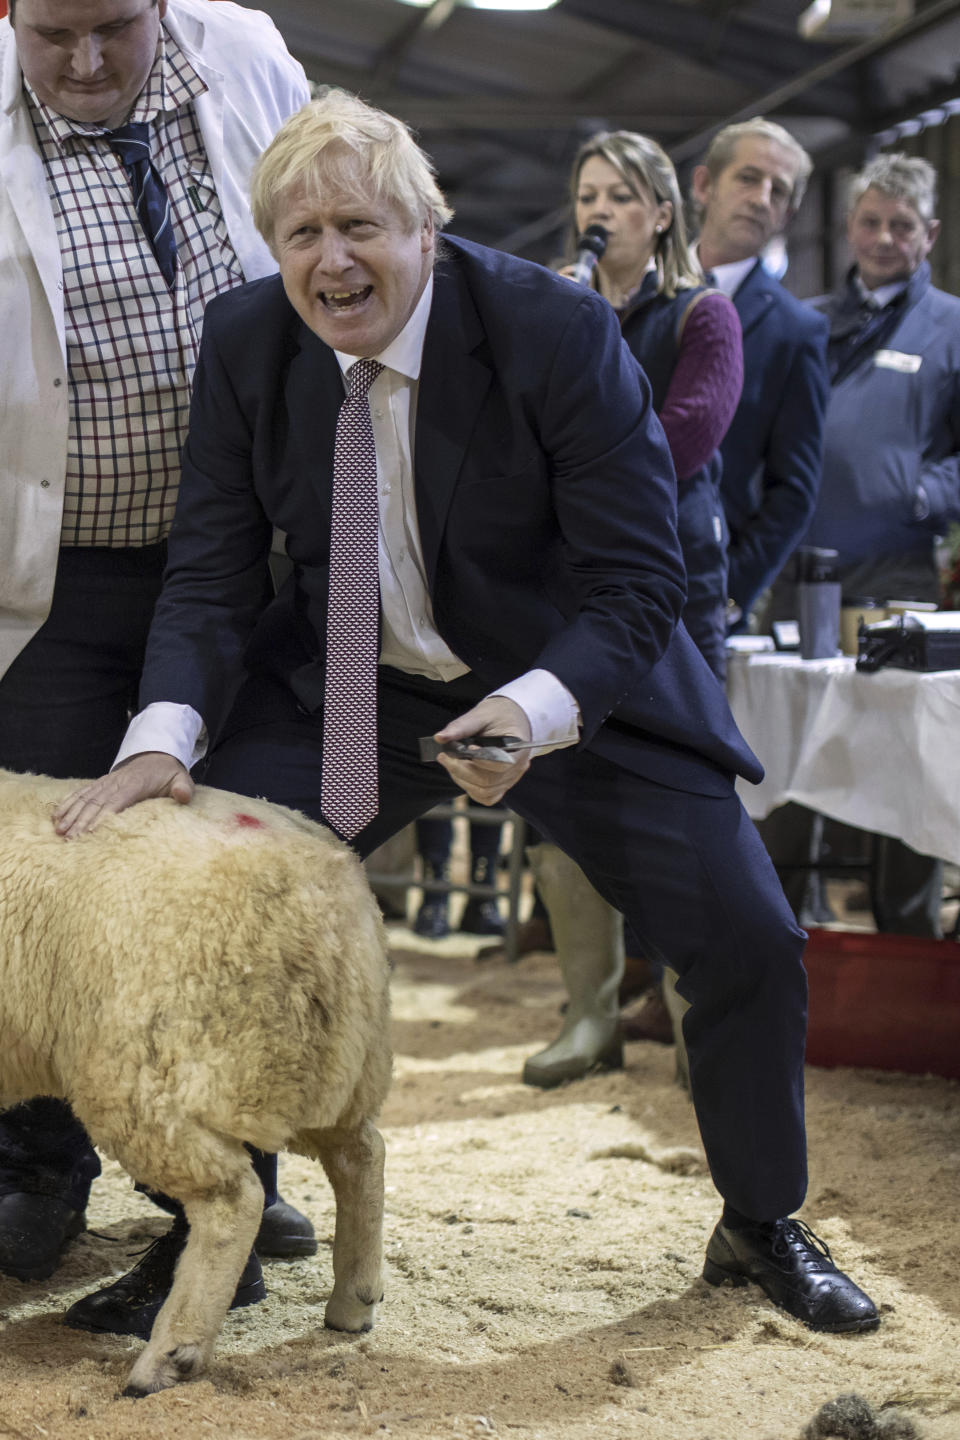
[122,1382,153,1400]
[123,1343,206,1396]
[324,1294,378,1333]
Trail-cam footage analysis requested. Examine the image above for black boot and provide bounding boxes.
[459,855,505,935]
[0,1193,85,1281]
[413,860,450,938]
[255,1196,317,1257]
[63,1216,265,1339]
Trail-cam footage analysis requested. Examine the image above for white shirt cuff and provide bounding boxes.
[113,702,208,773]
[488,668,581,755]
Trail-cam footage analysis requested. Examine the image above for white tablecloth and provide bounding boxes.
[726,651,960,865]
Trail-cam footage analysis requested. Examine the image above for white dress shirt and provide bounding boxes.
[702,254,757,299]
[117,269,580,772]
[336,276,465,682]
[853,273,908,310]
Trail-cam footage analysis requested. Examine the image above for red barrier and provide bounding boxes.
[804,928,960,1078]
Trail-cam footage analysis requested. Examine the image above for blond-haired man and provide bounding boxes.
[692,118,829,629]
[57,91,879,1342]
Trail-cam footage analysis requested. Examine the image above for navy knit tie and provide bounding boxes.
[105,122,177,288]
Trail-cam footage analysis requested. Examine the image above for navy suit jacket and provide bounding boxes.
[141,236,761,796]
[720,258,829,617]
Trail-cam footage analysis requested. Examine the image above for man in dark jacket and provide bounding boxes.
[767,153,958,936]
[692,119,829,631]
[52,90,879,1341]
[804,153,958,603]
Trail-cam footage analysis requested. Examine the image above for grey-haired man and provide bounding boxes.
[767,153,959,936]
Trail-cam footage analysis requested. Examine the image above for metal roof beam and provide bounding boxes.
[299,89,856,132]
[368,0,458,94]
[272,1,859,126]
[354,101,757,131]
[562,0,828,82]
[668,0,960,163]
[815,73,960,169]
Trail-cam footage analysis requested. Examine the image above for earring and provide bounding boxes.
[655,225,663,233]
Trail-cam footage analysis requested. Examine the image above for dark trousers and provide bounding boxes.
[0,548,278,1212]
[533,547,728,962]
[630,486,728,961]
[415,813,504,868]
[203,664,808,1223]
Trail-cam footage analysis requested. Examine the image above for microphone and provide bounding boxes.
[568,223,608,286]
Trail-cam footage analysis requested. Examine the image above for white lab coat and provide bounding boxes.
[0,0,310,677]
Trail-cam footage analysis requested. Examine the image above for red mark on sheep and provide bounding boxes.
[234,813,265,829]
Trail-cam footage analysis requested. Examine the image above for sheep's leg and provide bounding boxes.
[315,1119,385,1332]
[123,1161,263,1397]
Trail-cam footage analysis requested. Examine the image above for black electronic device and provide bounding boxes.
[856,614,960,673]
[771,619,800,652]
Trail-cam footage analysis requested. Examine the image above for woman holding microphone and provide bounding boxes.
[524,131,744,1088]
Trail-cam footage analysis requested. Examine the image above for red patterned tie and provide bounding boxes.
[321,358,384,840]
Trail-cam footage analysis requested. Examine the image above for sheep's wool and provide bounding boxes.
[0,768,392,1395]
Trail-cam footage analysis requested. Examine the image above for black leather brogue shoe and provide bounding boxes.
[63,1217,265,1339]
[255,1197,317,1258]
[0,1193,85,1281]
[703,1217,879,1333]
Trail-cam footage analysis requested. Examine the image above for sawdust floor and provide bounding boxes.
[1,921,958,1440]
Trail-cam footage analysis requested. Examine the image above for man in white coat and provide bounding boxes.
[0,0,312,1313]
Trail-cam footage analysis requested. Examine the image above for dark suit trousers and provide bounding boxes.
[203,664,809,1223]
[0,548,278,1213]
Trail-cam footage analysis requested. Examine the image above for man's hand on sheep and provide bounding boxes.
[432,696,533,806]
[53,753,195,838]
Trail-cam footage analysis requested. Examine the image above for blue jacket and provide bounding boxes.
[720,259,829,617]
[803,262,960,589]
[141,236,762,795]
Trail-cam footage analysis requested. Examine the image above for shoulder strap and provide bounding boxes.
[675,286,720,346]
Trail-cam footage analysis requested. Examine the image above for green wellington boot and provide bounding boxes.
[522,844,624,1088]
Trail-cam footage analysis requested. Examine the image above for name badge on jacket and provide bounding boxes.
[875,349,923,374]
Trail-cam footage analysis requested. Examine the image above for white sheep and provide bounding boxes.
[0,766,392,1397]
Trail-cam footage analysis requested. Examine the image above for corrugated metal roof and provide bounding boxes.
[252,0,960,258]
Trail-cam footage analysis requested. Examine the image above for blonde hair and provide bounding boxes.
[570,130,702,299]
[250,89,454,251]
[700,118,812,212]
